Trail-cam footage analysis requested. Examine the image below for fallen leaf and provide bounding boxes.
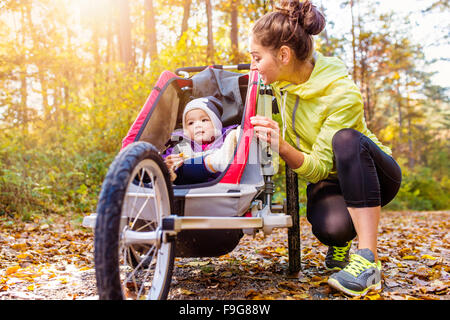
[421,254,437,260]
[12,243,28,251]
[384,278,401,288]
[40,224,50,230]
[275,247,288,256]
[365,293,383,300]
[402,255,418,260]
[220,271,233,277]
[5,265,20,275]
[185,261,210,267]
[245,289,258,298]
[17,253,33,260]
[78,266,91,271]
[293,293,310,299]
[421,280,449,294]
[178,288,196,296]
[413,266,430,280]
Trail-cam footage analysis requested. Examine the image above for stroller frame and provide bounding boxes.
[84,64,301,300]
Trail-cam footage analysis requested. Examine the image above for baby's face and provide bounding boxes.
[184,109,216,144]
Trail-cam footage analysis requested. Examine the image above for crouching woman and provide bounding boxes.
[249,0,402,297]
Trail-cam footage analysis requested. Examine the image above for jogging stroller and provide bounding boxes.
[83,64,301,300]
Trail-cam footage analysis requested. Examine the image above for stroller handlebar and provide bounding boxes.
[175,64,251,77]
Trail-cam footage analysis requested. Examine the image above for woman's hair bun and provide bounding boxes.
[276,0,325,35]
[252,0,326,61]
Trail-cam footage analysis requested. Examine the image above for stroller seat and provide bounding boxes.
[119,67,263,257]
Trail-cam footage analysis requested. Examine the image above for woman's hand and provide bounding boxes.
[250,115,283,153]
[251,115,305,170]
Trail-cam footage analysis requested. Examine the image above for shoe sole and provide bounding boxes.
[328,277,382,297]
[325,265,342,271]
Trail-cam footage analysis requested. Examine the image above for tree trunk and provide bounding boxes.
[19,6,28,133]
[360,43,370,124]
[26,3,49,124]
[230,0,239,64]
[19,67,28,133]
[350,0,358,82]
[407,114,414,169]
[117,0,133,69]
[63,76,70,126]
[179,0,192,40]
[396,81,403,140]
[205,0,214,63]
[319,3,332,55]
[145,0,158,62]
[105,5,115,83]
[405,79,414,169]
[268,0,274,12]
[92,19,101,102]
[365,79,372,125]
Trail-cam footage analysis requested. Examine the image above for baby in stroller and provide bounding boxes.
[163,96,241,185]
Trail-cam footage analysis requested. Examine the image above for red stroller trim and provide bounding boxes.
[220,71,258,184]
[121,71,190,150]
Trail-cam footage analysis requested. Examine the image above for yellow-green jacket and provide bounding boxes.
[271,51,391,184]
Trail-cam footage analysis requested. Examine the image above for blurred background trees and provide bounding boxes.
[0,0,448,219]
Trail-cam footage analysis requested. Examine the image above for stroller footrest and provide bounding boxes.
[262,213,292,234]
[162,215,263,231]
[82,213,97,229]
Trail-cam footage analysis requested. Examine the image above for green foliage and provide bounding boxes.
[271,153,308,216]
[0,0,448,221]
[0,126,115,218]
[384,159,450,211]
[0,63,152,218]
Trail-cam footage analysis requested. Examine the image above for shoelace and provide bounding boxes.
[343,254,374,277]
[332,247,347,262]
[332,241,351,262]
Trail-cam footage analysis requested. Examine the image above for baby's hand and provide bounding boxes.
[165,153,186,182]
[164,153,185,171]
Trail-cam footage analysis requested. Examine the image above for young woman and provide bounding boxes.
[249,0,402,297]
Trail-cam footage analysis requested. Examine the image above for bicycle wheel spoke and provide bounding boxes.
[136,246,158,299]
[129,168,154,230]
[121,244,157,299]
[149,169,162,225]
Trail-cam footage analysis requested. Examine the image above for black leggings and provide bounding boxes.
[306,128,402,247]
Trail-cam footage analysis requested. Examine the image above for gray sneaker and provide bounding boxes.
[325,241,352,271]
[328,248,382,297]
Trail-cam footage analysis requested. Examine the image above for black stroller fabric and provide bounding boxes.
[191,68,246,127]
[172,68,248,257]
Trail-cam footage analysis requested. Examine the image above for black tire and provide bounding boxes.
[94,142,175,300]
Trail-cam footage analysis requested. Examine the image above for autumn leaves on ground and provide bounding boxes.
[0,211,448,300]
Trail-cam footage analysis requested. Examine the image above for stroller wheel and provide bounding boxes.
[94,141,175,300]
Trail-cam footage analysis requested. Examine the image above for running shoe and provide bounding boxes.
[325,241,352,271]
[328,248,382,297]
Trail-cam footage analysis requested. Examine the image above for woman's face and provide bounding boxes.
[184,109,215,144]
[249,37,282,85]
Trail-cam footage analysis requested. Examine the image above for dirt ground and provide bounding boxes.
[0,211,448,300]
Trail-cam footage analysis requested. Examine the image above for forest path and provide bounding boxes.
[0,211,448,300]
